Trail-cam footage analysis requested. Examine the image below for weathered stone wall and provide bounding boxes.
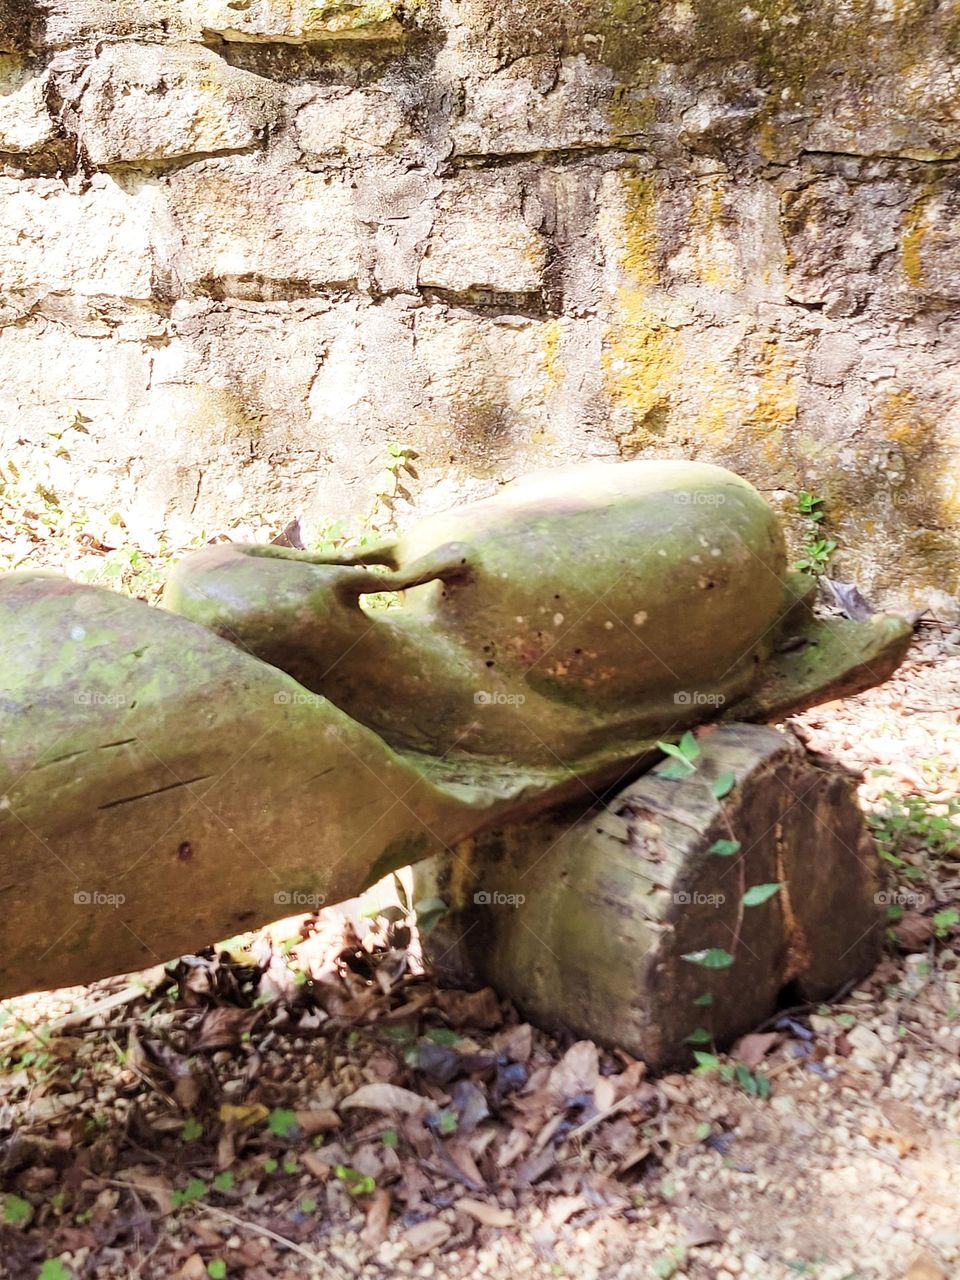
[2,0,958,610]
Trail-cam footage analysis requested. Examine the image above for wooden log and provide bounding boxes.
[414,724,883,1070]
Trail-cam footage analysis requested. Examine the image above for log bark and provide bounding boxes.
[414,724,883,1070]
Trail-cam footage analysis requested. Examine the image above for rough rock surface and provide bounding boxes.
[1,0,958,609]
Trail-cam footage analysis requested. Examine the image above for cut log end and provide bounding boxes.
[415,724,883,1071]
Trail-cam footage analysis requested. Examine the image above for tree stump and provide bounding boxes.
[414,724,883,1070]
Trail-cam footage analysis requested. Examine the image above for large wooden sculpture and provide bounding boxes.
[0,462,910,1060]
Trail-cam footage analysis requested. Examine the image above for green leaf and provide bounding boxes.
[181,1117,203,1141]
[208,1262,227,1280]
[683,1027,711,1045]
[212,1172,234,1193]
[425,1027,460,1046]
[692,1050,721,1071]
[657,740,697,775]
[693,992,714,1007]
[933,907,960,935]
[267,1108,298,1137]
[678,731,700,763]
[381,1025,414,1042]
[660,760,695,780]
[38,1263,72,1280]
[300,1197,318,1214]
[437,1108,459,1135]
[742,883,782,907]
[711,773,736,799]
[335,1165,377,1197]
[261,1158,278,1174]
[735,1064,757,1095]
[682,948,735,969]
[381,1128,398,1148]
[695,1122,712,1141]
[708,838,740,857]
[3,1194,32,1225]
[171,1178,208,1208]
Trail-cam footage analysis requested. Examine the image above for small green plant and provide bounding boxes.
[656,730,700,778]
[171,1178,208,1209]
[2,1194,32,1226]
[933,907,959,939]
[794,491,837,575]
[334,1165,377,1197]
[267,1108,298,1137]
[868,792,960,863]
[38,1262,72,1280]
[652,1245,687,1278]
[694,1050,771,1098]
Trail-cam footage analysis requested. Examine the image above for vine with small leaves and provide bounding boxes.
[655,729,780,1093]
[794,490,837,575]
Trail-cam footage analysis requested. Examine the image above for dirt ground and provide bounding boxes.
[1,619,958,1280]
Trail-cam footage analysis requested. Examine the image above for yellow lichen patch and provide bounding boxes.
[880,389,934,457]
[604,287,683,451]
[619,174,661,288]
[541,319,563,395]
[693,364,741,439]
[689,174,741,291]
[901,190,930,289]
[603,171,684,449]
[743,338,798,434]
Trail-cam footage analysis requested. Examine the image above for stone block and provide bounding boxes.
[419,175,547,295]
[0,60,56,155]
[79,43,278,167]
[163,161,369,292]
[194,0,404,43]
[295,88,411,162]
[0,176,159,299]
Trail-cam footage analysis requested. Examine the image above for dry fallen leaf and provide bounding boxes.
[302,1151,336,1181]
[403,1219,453,1256]
[546,1195,589,1228]
[435,987,503,1029]
[548,1040,599,1103]
[894,912,935,951]
[454,1197,514,1228]
[219,1102,270,1128]
[363,1188,392,1249]
[294,1108,341,1136]
[904,1254,948,1280]
[861,1121,915,1157]
[191,1004,264,1051]
[114,1166,175,1217]
[341,1083,434,1116]
[732,1032,780,1068]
